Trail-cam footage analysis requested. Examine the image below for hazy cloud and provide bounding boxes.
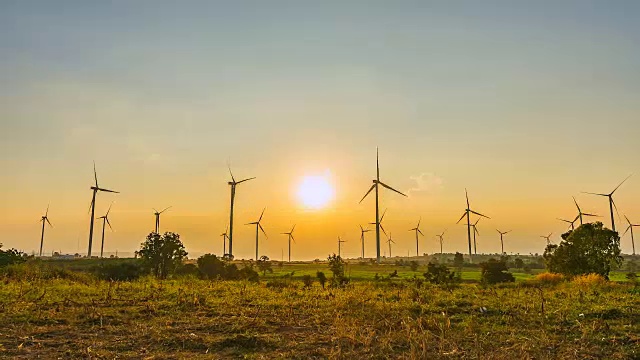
[407,172,444,197]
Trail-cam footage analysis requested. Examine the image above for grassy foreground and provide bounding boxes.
[0,274,638,359]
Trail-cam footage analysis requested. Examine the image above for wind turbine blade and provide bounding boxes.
[572,196,581,212]
[417,217,421,227]
[611,174,633,194]
[379,224,387,236]
[88,198,95,215]
[469,210,490,219]
[359,224,364,232]
[93,161,98,187]
[378,181,408,197]
[474,227,480,236]
[582,213,599,217]
[237,177,256,184]
[106,202,113,216]
[106,218,113,231]
[160,206,172,214]
[291,224,296,233]
[46,218,53,227]
[228,164,236,183]
[474,218,481,226]
[418,229,424,236]
[557,218,570,223]
[611,198,621,222]
[623,226,631,237]
[45,204,49,217]
[259,207,266,221]
[465,188,470,208]
[582,191,608,197]
[291,235,295,243]
[625,215,631,225]
[359,184,376,203]
[506,230,512,234]
[380,209,387,222]
[259,224,267,238]
[98,188,119,194]
[456,212,467,224]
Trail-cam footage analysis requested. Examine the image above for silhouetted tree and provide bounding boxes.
[423,262,459,285]
[543,222,622,279]
[513,258,524,269]
[0,244,27,267]
[138,232,187,279]
[257,255,273,275]
[327,254,348,286]
[453,252,464,270]
[316,271,327,289]
[480,258,515,284]
[197,254,227,279]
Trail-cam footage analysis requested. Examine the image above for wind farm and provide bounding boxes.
[2,2,640,358]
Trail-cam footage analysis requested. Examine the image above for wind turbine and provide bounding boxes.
[281,225,296,262]
[540,233,553,245]
[496,229,511,254]
[386,233,395,258]
[220,226,228,256]
[582,175,632,232]
[359,225,372,259]
[359,148,407,264]
[623,216,638,256]
[246,208,267,260]
[153,206,172,233]
[87,162,119,258]
[227,165,255,258]
[572,196,598,226]
[469,218,481,255]
[97,202,114,258]
[369,209,388,237]
[409,218,424,257]
[557,216,579,231]
[39,205,53,257]
[436,230,446,255]
[457,189,490,260]
[338,236,347,257]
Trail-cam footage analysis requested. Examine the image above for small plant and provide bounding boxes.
[409,261,419,272]
[572,273,606,288]
[316,271,327,289]
[302,274,313,289]
[533,272,564,285]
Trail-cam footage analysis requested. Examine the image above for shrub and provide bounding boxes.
[174,263,200,278]
[197,254,228,279]
[302,274,313,289]
[238,264,260,282]
[572,273,606,288]
[480,258,515,284]
[94,261,144,281]
[423,262,459,286]
[316,271,327,289]
[533,272,564,285]
[409,261,419,272]
[0,244,27,267]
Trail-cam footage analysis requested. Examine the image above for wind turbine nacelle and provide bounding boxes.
[228,182,235,185]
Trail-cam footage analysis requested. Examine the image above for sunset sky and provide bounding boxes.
[2,1,640,259]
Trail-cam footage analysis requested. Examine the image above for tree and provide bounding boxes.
[543,222,622,279]
[423,262,459,285]
[480,258,515,284]
[453,252,464,269]
[257,255,273,275]
[316,271,327,289]
[327,254,348,286]
[513,258,524,269]
[0,244,27,267]
[138,232,188,279]
[197,254,227,279]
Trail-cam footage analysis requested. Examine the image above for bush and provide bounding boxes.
[302,274,313,289]
[533,272,564,286]
[316,271,327,289]
[197,254,227,279]
[423,262,459,286]
[94,261,144,281]
[174,263,200,278]
[0,245,27,267]
[409,261,419,272]
[572,273,607,288]
[480,258,515,284]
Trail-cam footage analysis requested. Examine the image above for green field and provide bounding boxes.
[0,259,638,359]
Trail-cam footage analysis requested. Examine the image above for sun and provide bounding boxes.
[297,174,334,209]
